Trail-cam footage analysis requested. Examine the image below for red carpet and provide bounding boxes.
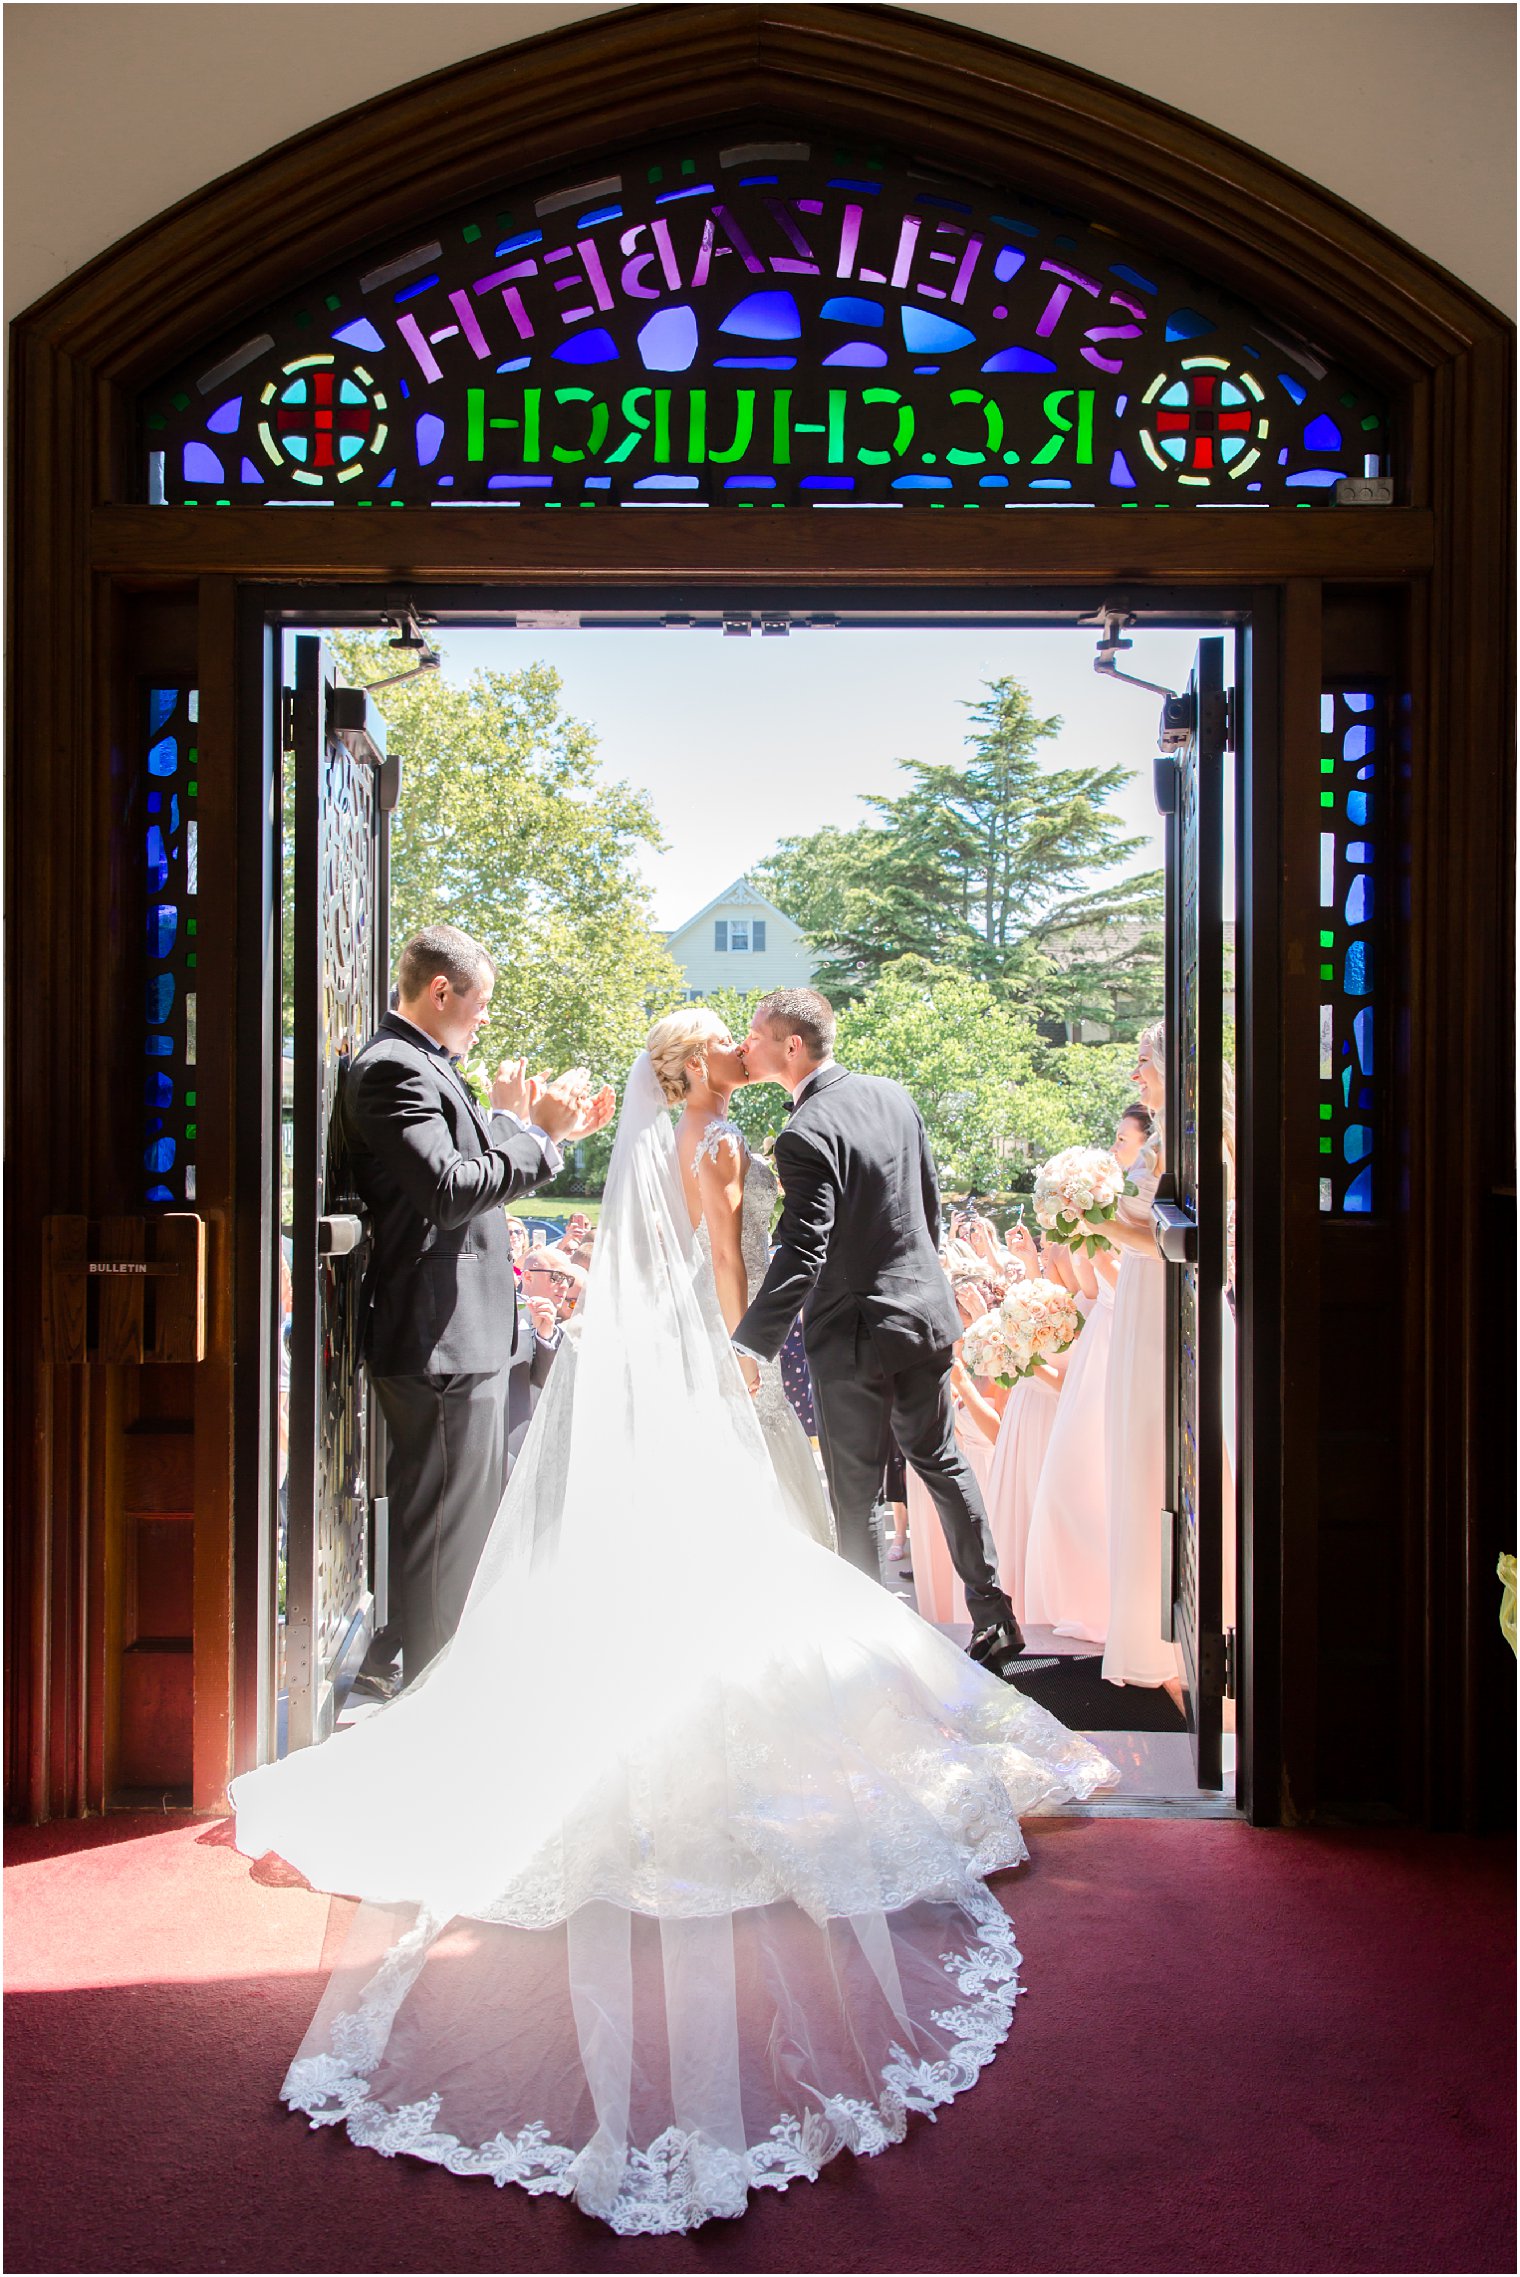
[4,1810,1513,2274]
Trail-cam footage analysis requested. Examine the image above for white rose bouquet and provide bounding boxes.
[1032,1145,1137,1255]
[960,1277,1084,1389]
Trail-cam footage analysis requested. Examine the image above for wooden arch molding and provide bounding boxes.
[6,3,1514,1825]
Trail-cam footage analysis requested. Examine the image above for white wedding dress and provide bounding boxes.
[232,1055,1117,2235]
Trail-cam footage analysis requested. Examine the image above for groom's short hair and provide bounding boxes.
[756,987,835,1062]
[397,924,495,1002]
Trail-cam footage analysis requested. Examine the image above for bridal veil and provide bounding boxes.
[232,1053,1115,2234]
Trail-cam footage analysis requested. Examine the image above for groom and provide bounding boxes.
[733,988,1026,1678]
[343,923,613,1696]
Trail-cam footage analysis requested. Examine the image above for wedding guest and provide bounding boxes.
[881,1432,909,1566]
[1100,1023,1181,1694]
[505,1273,561,1474]
[1020,1096,1159,1641]
[507,1215,529,1272]
[908,1280,999,1628]
[982,1225,1071,1622]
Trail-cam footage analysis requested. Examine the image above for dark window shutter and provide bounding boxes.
[714,920,728,951]
[753,920,766,953]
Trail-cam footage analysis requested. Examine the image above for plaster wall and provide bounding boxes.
[5,3,1515,326]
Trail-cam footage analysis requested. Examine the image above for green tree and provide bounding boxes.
[752,675,1163,1033]
[330,635,682,1087]
[832,959,1144,1192]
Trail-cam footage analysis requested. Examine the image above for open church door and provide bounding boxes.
[284,635,397,1750]
[1153,636,1230,1790]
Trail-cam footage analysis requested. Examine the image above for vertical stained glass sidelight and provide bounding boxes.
[1316,684,1382,1215]
[143,684,200,1208]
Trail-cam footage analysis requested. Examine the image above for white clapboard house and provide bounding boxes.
[664,876,815,1000]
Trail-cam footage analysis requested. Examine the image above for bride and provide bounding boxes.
[232,1008,1117,2236]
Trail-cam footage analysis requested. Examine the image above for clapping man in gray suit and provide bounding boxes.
[344,924,613,1697]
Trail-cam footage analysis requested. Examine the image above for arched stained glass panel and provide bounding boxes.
[140,134,1387,510]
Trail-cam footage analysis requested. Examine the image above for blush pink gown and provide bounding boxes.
[985,1370,1062,1623]
[1101,1165,1178,1687]
[1023,1285,1112,1640]
[908,1405,996,1627]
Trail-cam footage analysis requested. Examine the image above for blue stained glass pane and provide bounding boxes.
[1161,436,1188,463]
[338,434,365,462]
[1343,690,1374,711]
[1358,1087,1373,1110]
[1278,373,1307,404]
[1286,469,1344,487]
[637,305,700,370]
[1320,693,1335,732]
[415,413,445,466]
[713,357,795,370]
[146,1071,174,1110]
[284,435,309,463]
[147,973,175,1023]
[239,457,264,484]
[1220,435,1247,462]
[147,735,177,777]
[182,441,224,484]
[576,205,622,227]
[1347,791,1370,825]
[1344,875,1371,925]
[993,247,1027,283]
[1342,1069,1352,1105]
[1343,1165,1374,1212]
[722,476,775,489]
[1356,765,1375,781]
[149,903,178,957]
[891,475,953,490]
[822,343,888,367]
[149,688,178,734]
[333,318,386,352]
[495,359,531,375]
[800,475,855,490]
[1303,413,1342,451]
[147,826,168,892]
[378,469,396,488]
[145,1137,177,1174]
[1343,1124,1373,1165]
[205,396,241,435]
[1343,724,1373,762]
[978,475,1009,487]
[820,296,884,325]
[168,795,180,832]
[719,290,801,341]
[145,1034,173,1057]
[1353,1008,1374,1075]
[552,329,619,364]
[147,792,161,815]
[981,346,1056,374]
[494,230,543,255]
[633,475,699,490]
[1160,381,1190,408]
[339,379,366,405]
[1109,450,1136,488]
[145,1184,175,1205]
[1345,940,1371,995]
[1165,308,1215,341]
[900,308,977,354]
[1109,264,1156,294]
[1347,840,1372,864]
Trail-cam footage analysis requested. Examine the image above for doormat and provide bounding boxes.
[1009,1652,1188,1733]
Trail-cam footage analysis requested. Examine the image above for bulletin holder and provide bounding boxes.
[42,1215,206,1364]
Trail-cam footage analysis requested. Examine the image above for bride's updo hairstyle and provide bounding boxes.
[646,1006,725,1106]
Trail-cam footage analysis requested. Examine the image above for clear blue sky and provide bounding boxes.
[431,624,1211,930]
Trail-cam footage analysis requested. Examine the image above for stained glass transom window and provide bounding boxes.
[141,135,1387,510]
[1317,683,1384,1216]
[143,683,199,1209]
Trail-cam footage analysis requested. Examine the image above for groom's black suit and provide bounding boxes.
[733,1065,1016,1634]
[341,1011,558,1676]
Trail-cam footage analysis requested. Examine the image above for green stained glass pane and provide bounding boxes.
[462,224,481,244]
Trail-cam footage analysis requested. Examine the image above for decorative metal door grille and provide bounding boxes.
[284,636,383,1748]
[140,133,1387,511]
[1160,636,1227,1788]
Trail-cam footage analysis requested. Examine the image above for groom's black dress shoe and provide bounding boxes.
[348,1665,404,1703]
[966,1618,1027,1682]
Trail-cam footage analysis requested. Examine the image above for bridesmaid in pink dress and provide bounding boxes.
[1019,1107,1149,1637]
[908,1277,1004,1626]
[1101,1026,1181,1693]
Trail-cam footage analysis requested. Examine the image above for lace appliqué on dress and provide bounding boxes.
[691,1117,747,1173]
[282,1883,1024,2238]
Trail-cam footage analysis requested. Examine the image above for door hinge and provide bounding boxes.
[1201,1627,1236,1698]
[285,1621,311,1688]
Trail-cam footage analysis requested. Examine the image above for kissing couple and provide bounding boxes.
[233,924,1115,2237]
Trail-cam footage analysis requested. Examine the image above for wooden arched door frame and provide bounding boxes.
[6,3,1512,1826]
